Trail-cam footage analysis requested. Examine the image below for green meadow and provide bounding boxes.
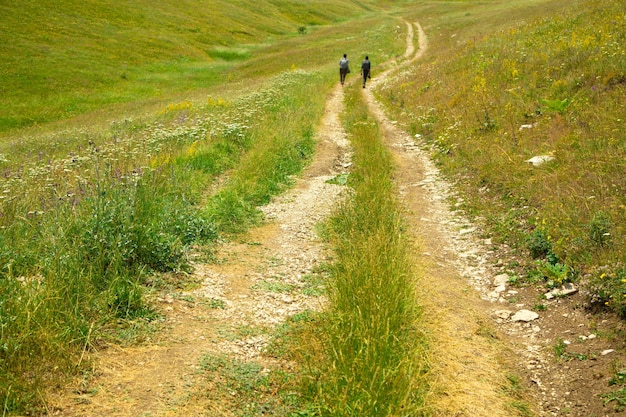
[0,0,371,133]
[0,0,408,412]
[378,0,626,314]
[1,0,625,414]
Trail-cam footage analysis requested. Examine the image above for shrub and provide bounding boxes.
[587,266,626,318]
[526,228,553,259]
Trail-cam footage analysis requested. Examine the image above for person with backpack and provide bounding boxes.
[339,54,350,86]
[360,56,371,88]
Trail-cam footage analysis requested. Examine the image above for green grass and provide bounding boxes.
[0,0,376,134]
[197,353,308,416]
[378,0,626,315]
[291,84,428,416]
[0,2,407,412]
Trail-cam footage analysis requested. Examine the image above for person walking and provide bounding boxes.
[339,54,350,86]
[360,56,371,88]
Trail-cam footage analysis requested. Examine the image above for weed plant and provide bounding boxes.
[198,353,304,416]
[379,0,626,315]
[297,86,428,416]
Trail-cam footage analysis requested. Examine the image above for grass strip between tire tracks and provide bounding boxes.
[300,85,430,416]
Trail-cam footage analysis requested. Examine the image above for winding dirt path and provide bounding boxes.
[51,19,513,417]
[50,80,352,417]
[49,18,626,417]
[367,20,626,417]
[363,22,518,416]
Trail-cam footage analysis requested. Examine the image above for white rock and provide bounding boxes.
[487,291,501,300]
[601,349,615,356]
[495,284,507,293]
[493,274,509,287]
[511,309,539,322]
[526,155,555,167]
[545,283,578,299]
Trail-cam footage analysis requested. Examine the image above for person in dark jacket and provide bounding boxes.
[360,56,371,88]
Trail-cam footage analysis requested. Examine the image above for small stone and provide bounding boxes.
[487,291,500,300]
[601,349,615,356]
[545,284,578,299]
[511,310,539,322]
[526,155,555,167]
[493,274,509,287]
[561,283,578,295]
[494,310,512,319]
[588,334,597,340]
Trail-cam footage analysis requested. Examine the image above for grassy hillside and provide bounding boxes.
[0,0,407,412]
[0,0,375,134]
[379,0,626,313]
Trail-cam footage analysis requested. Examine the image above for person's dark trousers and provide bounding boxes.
[340,68,348,85]
[362,70,370,87]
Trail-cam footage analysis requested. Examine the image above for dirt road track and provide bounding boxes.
[51,18,626,417]
[364,21,519,417]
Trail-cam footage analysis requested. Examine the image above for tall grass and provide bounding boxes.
[0,70,317,414]
[379,0,626,314]
[206,71,327,233]
[0,1,409,411]
[0,154,214,412]
[298,86,428,416]
[0,0,376,134]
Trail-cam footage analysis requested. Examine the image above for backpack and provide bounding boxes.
[340,58,349,69]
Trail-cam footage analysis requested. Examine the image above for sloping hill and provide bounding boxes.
[0,0,374,133]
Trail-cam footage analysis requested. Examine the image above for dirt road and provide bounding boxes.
[51,19,626,417]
